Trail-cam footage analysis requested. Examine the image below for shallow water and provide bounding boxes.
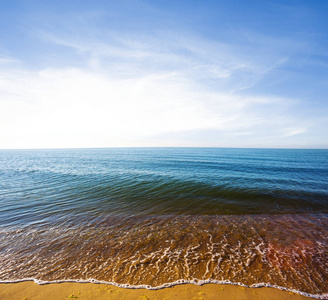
[0,148,327,297]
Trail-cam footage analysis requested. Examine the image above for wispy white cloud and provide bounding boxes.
[0,61,310,148]
[38,26,277,94]
[0,56,19,65]
[284,128,307,137]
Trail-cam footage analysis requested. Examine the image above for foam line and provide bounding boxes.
[0,278,327,299]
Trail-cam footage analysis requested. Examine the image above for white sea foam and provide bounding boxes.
[0,278,327,299]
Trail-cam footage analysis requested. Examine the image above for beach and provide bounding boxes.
[1,148,327,299]
[2,0,328,298]
[0,282,313,300]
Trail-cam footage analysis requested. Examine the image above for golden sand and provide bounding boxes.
[0,282,313,300]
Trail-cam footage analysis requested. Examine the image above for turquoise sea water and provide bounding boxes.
[0,148,327,297]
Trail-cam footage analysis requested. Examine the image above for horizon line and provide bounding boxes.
[0,146,327,151]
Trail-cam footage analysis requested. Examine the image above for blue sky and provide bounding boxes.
[0,0,327,148]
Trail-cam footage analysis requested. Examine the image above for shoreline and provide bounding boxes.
[0,281,326,300]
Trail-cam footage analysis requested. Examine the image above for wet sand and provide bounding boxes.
[0,282,315,300]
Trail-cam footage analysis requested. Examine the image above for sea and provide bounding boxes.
[0,148,327,298]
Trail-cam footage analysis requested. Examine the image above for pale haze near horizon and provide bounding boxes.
[0,0,327,149]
